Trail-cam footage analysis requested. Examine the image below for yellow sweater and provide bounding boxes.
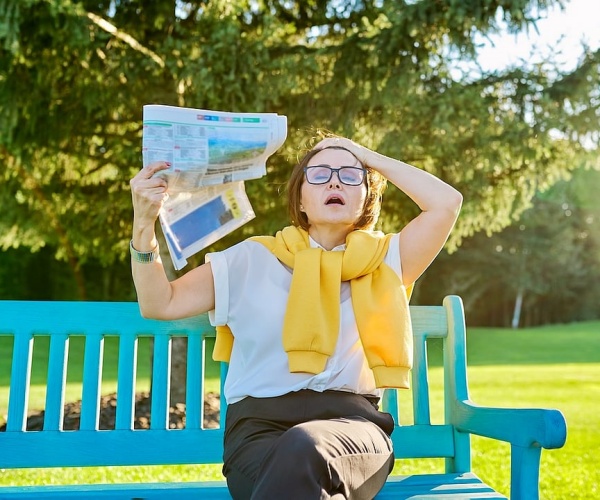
[213,226,413,389]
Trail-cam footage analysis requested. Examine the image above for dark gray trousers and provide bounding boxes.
[223,390,395,500]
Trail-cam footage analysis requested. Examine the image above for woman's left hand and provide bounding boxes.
[313,136,370,166]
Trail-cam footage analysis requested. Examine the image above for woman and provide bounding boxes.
[130,136,462,499]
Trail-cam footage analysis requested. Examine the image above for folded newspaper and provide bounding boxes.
[142,104,288,270]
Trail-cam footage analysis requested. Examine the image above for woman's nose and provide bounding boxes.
[328,171,342,187]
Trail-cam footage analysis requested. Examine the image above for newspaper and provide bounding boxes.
[142,104,288,270]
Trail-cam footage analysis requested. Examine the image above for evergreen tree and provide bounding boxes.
[0,0,598,301]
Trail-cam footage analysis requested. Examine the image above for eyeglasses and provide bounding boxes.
[304,165,366,186]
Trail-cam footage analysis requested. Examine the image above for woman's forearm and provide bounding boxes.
[129,161,216,319]
[130,221,175,319]
[317,136,462,285]
[368,150,462,285]
[129,162,178,319]
[363,149,463,213]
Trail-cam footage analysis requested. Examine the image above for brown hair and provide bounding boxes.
[287,145,387,231]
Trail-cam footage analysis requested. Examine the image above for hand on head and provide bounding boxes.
[313,137,369,165]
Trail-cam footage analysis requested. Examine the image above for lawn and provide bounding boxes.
[1,321,599,499]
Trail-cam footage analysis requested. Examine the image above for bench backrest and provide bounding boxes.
[0,296,470,471]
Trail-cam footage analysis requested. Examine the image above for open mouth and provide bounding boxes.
[325,195,345,205]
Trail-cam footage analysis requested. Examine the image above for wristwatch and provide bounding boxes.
[130,240,159,263]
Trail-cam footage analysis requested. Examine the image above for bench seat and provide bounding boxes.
[0,473,506,499]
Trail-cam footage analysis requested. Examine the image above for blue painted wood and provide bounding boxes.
[0,297,567,499]
[411,333,431,425]
[23,418,443,465]
[80,334,103,430]
[376,473,508,499]
[44,334,69,431]
[0,482,232,499]
[186,333,203,430]
[510,444,541,500]
[115,335,137,430]
[150,334,171,430]
[382,388,399,424]
[443,294,472,474]
[0,429,225,467]
[6,334,33,432]
[390,426,455,459]
[0,473,507,499]
[219,361,228,422]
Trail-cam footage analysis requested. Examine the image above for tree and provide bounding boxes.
[419,165,600,327]
[1,0,599,286]
[2,0,599,403]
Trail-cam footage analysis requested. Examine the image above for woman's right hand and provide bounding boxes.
[130,161,216,319]
[130,161,171,229]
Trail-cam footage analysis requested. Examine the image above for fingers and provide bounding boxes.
[131,162,169,191]
[314,137,368,164]
[130,161,171,222]
[316,136,360,152]
[144,161,172,179]
[133,161,171,182]
[314,137,345,149]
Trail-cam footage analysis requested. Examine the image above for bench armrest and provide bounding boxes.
[452,400,567,449]
[450,400,566,499]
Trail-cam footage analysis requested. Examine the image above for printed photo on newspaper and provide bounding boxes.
[142,104,288,270]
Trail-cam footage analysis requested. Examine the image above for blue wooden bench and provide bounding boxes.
[0,295,566,499]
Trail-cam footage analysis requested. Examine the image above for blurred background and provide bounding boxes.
[1,0,598,328]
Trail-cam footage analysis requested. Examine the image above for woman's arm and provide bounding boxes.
[316,137,463,286]
[130,161,215,320]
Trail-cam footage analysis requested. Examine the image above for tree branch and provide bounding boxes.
[86,12,164,68]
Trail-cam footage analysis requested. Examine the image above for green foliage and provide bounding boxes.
[418,166,600,326]
[0,0,599,301]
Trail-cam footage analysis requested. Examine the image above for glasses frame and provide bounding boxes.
[303,165,367,186]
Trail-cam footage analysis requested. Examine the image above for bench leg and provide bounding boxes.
[510,444,541,500]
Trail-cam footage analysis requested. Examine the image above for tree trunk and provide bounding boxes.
[511,288,524,329]
[169,337,188,406]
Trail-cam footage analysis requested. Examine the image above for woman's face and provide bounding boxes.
[300,148,368,231]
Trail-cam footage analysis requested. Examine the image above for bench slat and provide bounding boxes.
[377,472,508,499]
[412,334,431,425]
[6,334,33,432]
[0,482,231,500]
[391,425,455,459]
[0,474,507,500]
[44,334,69,431]
[80,334,104,430]
[150,334,171,430]
[0,425,455,467]
[0,429,225,468]
[409,306,448,338]
[0,301,213,338]
[382,388,399,424]
[186,333,203,430]
[115,335,137,430]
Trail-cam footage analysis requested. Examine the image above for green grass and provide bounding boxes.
[1,322,599,499]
